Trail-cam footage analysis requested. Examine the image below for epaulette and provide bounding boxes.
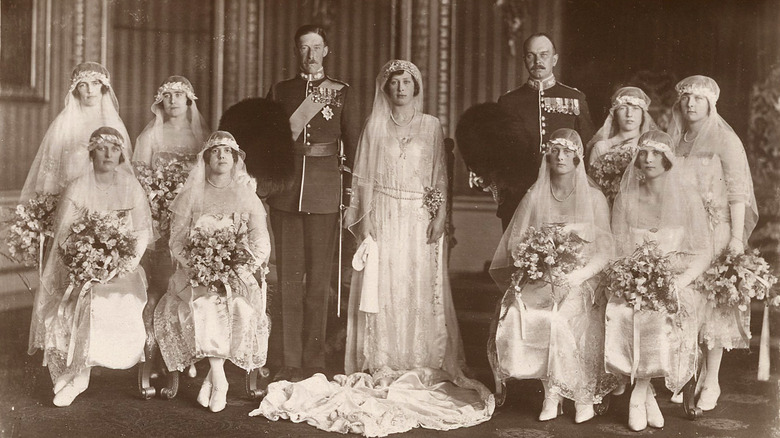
[500,86,523,97]
[557,82,586,95]
[327,76,350,87]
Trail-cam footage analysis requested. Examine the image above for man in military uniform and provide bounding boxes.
[497,33,594,230]
[266,24,358,381]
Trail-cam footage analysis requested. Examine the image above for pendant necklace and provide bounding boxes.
[391,108,416,158]
[683,130,698,143]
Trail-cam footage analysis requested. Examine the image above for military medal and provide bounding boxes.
[321,105,334,120]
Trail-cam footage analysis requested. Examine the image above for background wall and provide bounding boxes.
[1,0,778,304]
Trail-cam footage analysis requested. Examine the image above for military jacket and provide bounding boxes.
[266,74,358,214]
[496,77,595,221]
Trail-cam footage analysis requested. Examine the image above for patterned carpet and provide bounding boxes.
[1,273,779,437]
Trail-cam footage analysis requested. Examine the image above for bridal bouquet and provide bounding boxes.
[60,210,138,286]
[605,239,679,313]
[183,213,260,295]
[423,186,445,219]
[5,193,59,267]
[133,158,190,239]
[509,223,586,290]
[590,148,633,203]
[696,248,779,311]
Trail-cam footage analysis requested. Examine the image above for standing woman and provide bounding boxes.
[21,62,131,201]
[28,127,153,406]
[668,76,758,410]
[605,130,711,431]
[588,86,657,166]
[132,76,210,379]
[133,75,209,165]
[154,131,271,413]
[255,60,492,436]
[490,128,616,423]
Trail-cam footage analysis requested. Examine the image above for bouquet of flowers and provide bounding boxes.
[590,148,634,204]
[423,186,445,219]
[133,158,190,240]
[604,239,679,313]
[5,193,59,267]
[509,223,586,290]
[182,213,260,295]
[60,209,138,287]
[696,248,779,310]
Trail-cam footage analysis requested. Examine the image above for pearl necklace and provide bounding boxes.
[207,177,232,189]
[390,108,415,126]
[95,171,117,192]
[551,183,576,202]
[683,130,698,142]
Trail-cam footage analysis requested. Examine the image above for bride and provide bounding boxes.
[252,60,493,436]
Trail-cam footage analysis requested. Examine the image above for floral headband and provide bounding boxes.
[382,59,422,84]
[612,95,649,111]
[676,83,718,104]
[638,139,673,155]
[88,133,124,151]
[154,80,197,104]
[543,137,583,157]
[69,70,111,94]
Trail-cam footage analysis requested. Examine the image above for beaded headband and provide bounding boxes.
[544,137,583,157]
[69,70,111,94]
[676,83,718,104]
[382,59,422,84]
[204,132,245,159]
[88,133,124,151]
[154,80,197,104]
[612,95,649,111]
[638,139,673,155]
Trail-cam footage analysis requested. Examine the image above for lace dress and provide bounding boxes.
[494,216,615,404]
[252,114,493,436]
[604,226,699,393]
[154,181,271,372]
[680,135,752,350]
[30,171,151,385]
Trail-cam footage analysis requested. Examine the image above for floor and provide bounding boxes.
[1,272,778,438]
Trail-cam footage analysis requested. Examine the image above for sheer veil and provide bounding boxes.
[667,75,758,244]
[611,130,711,258]
[133,76,210,165]
[21,62,131,202]
[168,131,254,233]
[344,60,425,239]
[587,86,657,152]
[29,127,152,355]
[490,128,613,292]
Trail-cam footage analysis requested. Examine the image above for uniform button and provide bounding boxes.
[306,133,311,137]
[540,91,545,96]
[306,124,311,128]
[541,116,546,121]
[541,129,546,135]
[541,122,546,128]
[306,141,311,145]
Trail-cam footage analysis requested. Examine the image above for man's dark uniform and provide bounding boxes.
[266,71,357,373]
[496,76,595,229]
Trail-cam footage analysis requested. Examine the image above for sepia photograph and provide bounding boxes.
[0,0,779,436]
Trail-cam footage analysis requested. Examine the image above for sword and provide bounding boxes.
[337,138,350,317]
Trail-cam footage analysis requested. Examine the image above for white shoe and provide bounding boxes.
[538,395,563,422]
[574,403,595,424]
[197,379,213,408]
[696,384,721,411]
[628,401,647,432]
[670,391,683,404]
[646,392,664,428]
[53,383,82,407]
[612,382,626,396]
[209,385,228,413]
[187,364,197,378]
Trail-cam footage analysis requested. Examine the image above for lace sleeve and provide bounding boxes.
[247,197,271,264]
[168,189,192,267]
[716,131,753,205]
[430,117,448,217]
